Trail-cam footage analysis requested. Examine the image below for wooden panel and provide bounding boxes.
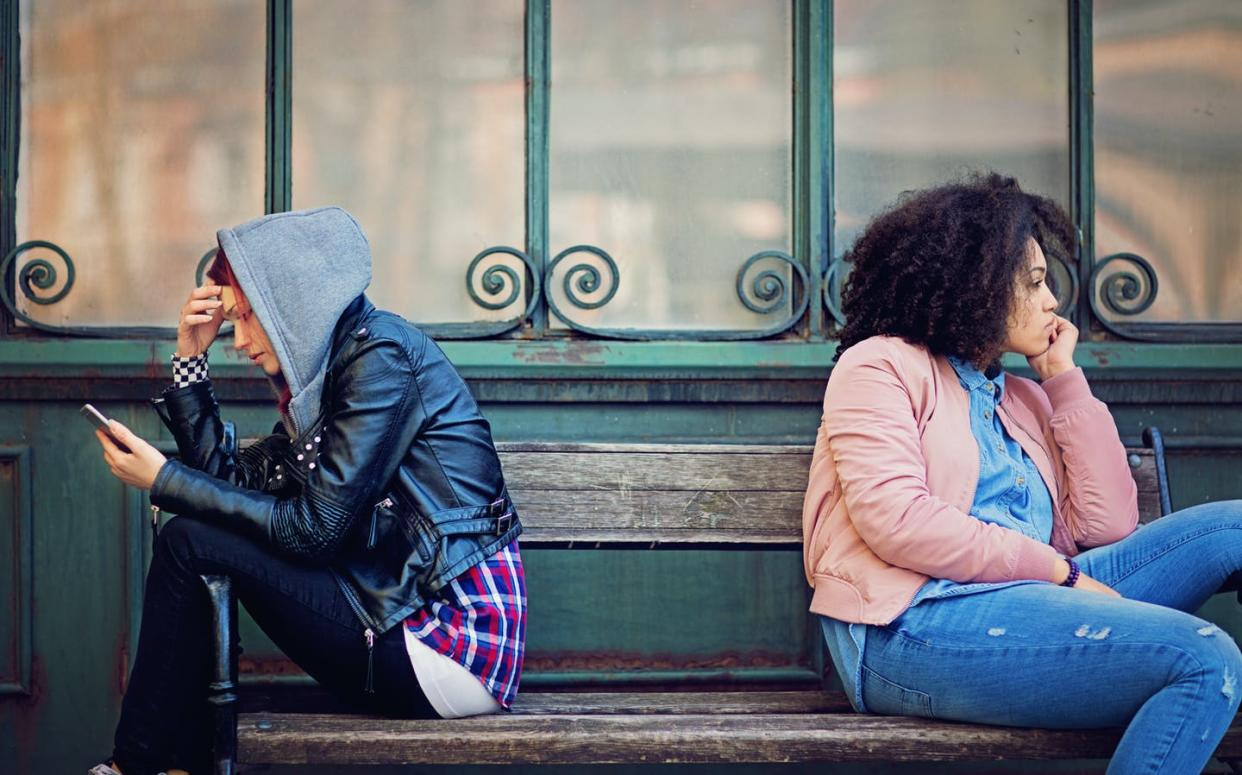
[238,689,852,716]
[235,710,1242,765]
[512,489,803,543]
[498,448,813,491]
[0,446,32,695]
[506,444,1163,543]
[511,690,852,715]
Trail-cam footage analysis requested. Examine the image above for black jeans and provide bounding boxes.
[112,515,434,775]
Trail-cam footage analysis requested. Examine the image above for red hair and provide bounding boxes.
[208,249,293,414]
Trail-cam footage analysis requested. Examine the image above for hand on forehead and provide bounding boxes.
[219,285,249,311]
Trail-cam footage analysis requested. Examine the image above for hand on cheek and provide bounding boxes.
[1028,315,1078,381]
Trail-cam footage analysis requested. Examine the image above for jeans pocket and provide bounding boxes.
[861,665,934,718]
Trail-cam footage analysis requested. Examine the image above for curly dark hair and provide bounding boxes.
[834,172,1076,366]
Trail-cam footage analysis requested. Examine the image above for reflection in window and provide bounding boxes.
[549,0,792,332]
[834,0,1069,257]
[292,0,526,325]
[15,0,265,327]
[1094,0,1241,323]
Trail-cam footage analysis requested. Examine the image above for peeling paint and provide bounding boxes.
[987,628,1006,637]
[1198,625,1220,637]
[1223,668,1236,701]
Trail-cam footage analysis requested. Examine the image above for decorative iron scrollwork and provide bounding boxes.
[1090,252,1159,318]
[733,250,809,339]
[1084,251,1173,342]
[196,248,219,287]
[1046,249,1080,318]
[428,246,541,339]
[1,241,78,334]
[821,255,848,327]
[544,244,806,340]
[546,244,620,314]
[541,244,621,337]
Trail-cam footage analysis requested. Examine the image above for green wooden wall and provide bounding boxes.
[0,338,1239,773]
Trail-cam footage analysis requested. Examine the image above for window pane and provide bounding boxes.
[1094,0,1242,323]
[15,0,265,328]
[834,0,1069,256]
[549,0,793,332]
[292,0,526,325]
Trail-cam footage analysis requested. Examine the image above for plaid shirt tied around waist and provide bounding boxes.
[404,539,526,708]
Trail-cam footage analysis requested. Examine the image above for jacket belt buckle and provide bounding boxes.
[494,510,515,536]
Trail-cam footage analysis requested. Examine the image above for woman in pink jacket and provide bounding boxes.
[804,173,1242,773]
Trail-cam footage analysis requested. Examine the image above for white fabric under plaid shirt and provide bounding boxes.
[171,353,209,387]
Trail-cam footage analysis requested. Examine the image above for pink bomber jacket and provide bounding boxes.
[802,335,1139,625]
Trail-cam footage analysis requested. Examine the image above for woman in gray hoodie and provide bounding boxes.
[91,207,526,775]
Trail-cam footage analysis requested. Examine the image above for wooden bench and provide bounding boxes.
[198,426,1242,772]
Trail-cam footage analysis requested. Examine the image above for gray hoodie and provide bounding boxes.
[216,207,372,437]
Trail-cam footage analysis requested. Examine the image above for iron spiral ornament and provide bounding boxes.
[1090,252,1159,318]
[0,241,78,333]
[821,256,848,327]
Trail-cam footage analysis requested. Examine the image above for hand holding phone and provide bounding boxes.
[81,403,132,453]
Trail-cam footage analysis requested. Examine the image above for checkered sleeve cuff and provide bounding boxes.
[171,353,209,388]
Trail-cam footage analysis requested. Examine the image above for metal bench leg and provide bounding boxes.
[201,574,238,775]
[1141,426,1172,518]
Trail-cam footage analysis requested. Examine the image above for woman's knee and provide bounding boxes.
[1166,620,1242,708]
[1165,499,1242,529]
[154,515,217,563]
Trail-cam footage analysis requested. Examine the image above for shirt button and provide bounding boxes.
[983,409,992,420]
[314,436,321,444]
[305,443,313,451]
[297,454,304,461]
[308,462,316,470]
[1016,475,1026,487]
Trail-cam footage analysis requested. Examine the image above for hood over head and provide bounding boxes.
[216,206,372,436]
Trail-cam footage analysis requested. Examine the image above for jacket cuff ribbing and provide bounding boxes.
[1040,367,1095,413]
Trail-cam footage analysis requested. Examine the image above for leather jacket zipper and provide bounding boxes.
[368,497,394,550]
[364,628,376,694]
[332,570,381,694]
[149,504,161,554]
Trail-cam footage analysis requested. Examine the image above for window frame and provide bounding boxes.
[0,0,1238,346]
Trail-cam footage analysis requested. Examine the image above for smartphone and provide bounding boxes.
[81,403,131,453]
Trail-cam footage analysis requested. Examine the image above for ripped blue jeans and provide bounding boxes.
[856,500,1242,774]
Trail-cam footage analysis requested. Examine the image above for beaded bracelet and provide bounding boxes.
[1060,557,1081,588]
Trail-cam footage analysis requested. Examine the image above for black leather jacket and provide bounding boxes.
[150,296,521,635]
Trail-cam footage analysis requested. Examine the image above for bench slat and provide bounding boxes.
[237,689,851,716]
[500,450,812,492]
[517,690,851,715]
[236,710,1242,765]
[512,488,803,542]
[497,443,812,455]
[508,445,1162,543]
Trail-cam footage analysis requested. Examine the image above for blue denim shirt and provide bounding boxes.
[820,356,1055,711]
